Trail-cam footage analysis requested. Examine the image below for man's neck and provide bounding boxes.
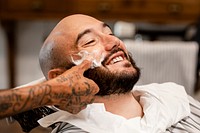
[94,92,143,119]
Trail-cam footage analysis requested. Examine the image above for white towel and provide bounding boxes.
[38,82,190,133]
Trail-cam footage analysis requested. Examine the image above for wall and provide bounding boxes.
[0,24,8,89]
[0,20,58,89]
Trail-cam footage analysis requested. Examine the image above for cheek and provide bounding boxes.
[71,46,106,67]
[81,46,106,62]
[89,49,106,68]
[92,49,106,59]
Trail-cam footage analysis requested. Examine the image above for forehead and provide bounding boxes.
[54,15,109,44]
[65,15,104,35]
[50,15,110,50]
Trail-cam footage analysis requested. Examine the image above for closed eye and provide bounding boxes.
[86,40,95,45]
[82,40,96,47]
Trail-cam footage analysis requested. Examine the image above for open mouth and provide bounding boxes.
[105,51,126,65]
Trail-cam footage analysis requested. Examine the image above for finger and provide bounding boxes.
[81,105,87,110]
[87,79,99,94]
[71,108,82,114]
[88,97,95,104]
[78,60,93,73]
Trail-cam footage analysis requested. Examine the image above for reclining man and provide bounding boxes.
[20,14,200,132]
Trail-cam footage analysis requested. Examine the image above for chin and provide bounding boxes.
[84,53,141,96]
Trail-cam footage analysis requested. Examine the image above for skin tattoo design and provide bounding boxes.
[0,84,52,119]
[0,60,99,119]
[55,71,95,113]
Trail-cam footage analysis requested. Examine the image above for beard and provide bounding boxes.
[84,48,140,96]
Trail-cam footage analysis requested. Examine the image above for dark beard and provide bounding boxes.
[84,51,140,96]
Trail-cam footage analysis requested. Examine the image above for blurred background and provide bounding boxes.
[0,0,200,132]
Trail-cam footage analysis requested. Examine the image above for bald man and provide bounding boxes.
[18,14,200,132]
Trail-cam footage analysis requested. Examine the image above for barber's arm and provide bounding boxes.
[0,60,99,119]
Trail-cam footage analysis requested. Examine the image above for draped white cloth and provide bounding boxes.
[38,83,190,133]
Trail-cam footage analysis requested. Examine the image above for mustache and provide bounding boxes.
[102,47,129,66]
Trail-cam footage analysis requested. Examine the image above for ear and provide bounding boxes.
[48,68,65,80]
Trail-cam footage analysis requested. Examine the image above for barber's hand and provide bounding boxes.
[47,60,99,114]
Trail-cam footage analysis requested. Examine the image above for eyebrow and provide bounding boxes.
[75,22,111,44]
[103,23,112,30]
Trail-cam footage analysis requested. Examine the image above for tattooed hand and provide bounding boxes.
[46,60,99,114]
[0,60,99,119]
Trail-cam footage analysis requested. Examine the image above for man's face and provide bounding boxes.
[61,15,140,96]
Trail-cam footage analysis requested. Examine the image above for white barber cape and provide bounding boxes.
[38,82,190,133]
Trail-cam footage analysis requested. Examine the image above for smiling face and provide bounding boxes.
[40,14,140,96]
[65,15,136,73]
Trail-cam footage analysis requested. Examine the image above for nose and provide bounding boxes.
[102,35,120,51]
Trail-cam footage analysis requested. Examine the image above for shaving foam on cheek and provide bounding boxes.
[70,50,105,69]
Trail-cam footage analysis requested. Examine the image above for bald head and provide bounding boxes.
[39,14,104,79]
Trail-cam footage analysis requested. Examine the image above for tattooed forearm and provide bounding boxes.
[0,84,52,119]
[26,84,52,109]
[0,61,98,118]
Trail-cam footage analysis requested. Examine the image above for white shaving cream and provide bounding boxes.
[71,50,105,69]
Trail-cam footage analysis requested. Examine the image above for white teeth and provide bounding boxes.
[110,56,123,64]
